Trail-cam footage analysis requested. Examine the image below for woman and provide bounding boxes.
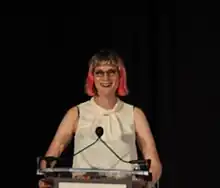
[39,49,162,188]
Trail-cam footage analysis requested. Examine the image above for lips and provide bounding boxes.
[100,83,112,87]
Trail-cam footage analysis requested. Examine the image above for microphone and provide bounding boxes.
[72,127,103,158]
[95,126,151,169]
[95,126,104,138]
[38,156,60,177]
[39,156,60,168]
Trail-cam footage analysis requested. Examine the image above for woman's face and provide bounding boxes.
[93,63,120,97]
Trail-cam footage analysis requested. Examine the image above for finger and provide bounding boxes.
[39,184,51,188]
[39,180,51,188]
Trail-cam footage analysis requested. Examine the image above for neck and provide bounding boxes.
[94,95,118,110]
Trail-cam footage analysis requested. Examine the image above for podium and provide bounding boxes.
[37,157,153,188]
[37,167,153,188]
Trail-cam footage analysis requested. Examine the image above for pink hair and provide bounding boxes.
[85,59,129,96]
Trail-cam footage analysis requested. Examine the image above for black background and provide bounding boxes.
[1,6,219,188]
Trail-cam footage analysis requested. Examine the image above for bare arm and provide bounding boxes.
[41,106,78,168]
[134,107,162,184]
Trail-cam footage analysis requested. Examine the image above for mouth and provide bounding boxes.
[100,83,112,87]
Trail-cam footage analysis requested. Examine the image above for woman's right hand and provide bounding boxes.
[38,178,52,188]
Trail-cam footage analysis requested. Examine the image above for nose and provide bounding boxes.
[103,73,110,81]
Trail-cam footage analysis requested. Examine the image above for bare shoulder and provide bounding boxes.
[67,106,79,116]
[133,107,148,121]
[58,106,79,132]
[133,106,152,132]
[61,106,79,122]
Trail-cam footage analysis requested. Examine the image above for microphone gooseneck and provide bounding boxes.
[70,127,103,159]
[95,126,151,169]
[73,137,100,157]
[72,127,105,158]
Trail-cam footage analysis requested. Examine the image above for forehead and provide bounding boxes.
[93,64,118,71]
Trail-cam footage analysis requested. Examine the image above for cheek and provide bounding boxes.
[113,77,120,87]
[94,78,100,87]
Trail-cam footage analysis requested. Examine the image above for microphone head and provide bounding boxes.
[95,126,104,138]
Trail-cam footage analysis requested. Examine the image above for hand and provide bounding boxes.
[38,178,52,188]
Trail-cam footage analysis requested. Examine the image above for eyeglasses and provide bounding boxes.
[94,69,118,77]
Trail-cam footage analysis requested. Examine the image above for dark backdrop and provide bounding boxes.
[2,10,219,188]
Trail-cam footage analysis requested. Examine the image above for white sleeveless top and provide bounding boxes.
[72,97,138,171]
